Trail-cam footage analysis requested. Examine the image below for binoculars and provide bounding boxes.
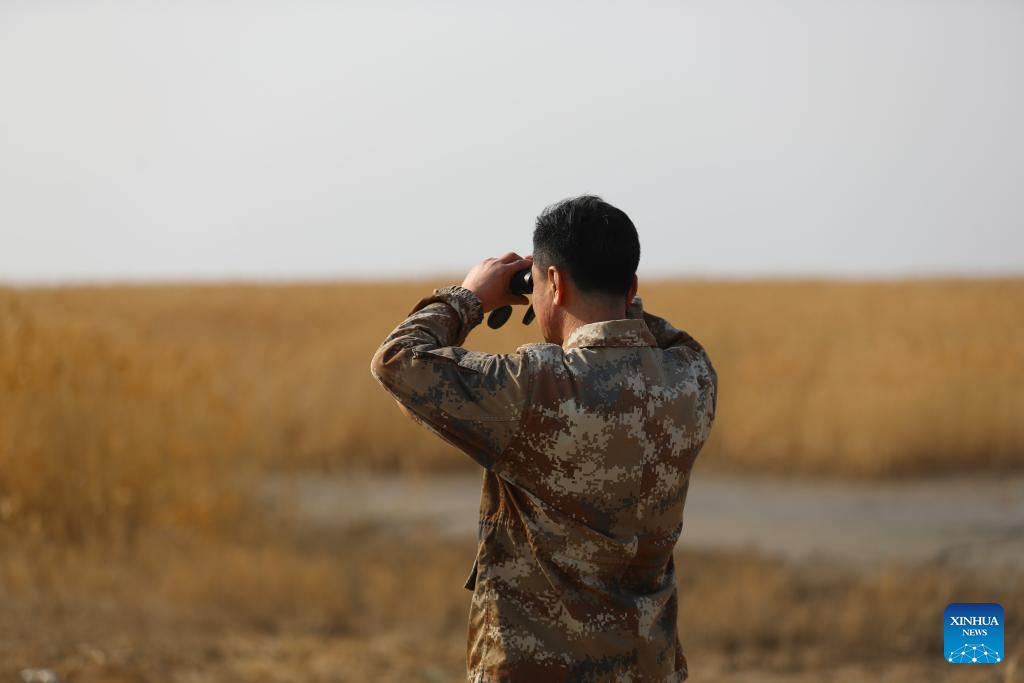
[486,268,536,329]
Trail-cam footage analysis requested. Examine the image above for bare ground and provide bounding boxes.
[261,470,1024,571]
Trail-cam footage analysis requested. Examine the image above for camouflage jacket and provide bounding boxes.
[370,285,717,682]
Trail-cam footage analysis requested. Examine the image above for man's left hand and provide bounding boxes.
[461,253,533,313]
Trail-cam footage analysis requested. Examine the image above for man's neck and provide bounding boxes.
[559,301,629,348]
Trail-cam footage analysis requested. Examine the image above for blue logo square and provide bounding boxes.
[945,603,1004,663]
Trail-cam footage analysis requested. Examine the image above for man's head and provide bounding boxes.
[531,195,640,345]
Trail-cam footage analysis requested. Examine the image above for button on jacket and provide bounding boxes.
[370,285,718,683]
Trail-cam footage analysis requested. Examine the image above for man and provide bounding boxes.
[370,195,717,682]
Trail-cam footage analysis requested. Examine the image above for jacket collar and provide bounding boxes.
[563,318,657,351]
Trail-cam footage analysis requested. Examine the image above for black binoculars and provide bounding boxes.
[486,268,536,329]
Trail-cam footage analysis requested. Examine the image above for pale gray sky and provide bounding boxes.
[1,0,1021,284]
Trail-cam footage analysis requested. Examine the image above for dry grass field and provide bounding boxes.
[1,278,1022,681]
[3,526,1022,682]
[4,279,1022,486]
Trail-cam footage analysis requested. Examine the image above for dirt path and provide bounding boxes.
[260,471,1024,570]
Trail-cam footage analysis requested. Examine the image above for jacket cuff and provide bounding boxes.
[410,285,485,336]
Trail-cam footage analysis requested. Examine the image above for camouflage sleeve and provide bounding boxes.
[369,285,532,469]
[627,295,707,355]
[628,295,718,416]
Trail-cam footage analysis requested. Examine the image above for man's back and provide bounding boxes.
[371,288,717,682]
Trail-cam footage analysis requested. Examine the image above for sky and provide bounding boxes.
[1,0,1021,284]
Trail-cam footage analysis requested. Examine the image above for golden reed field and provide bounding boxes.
[1,278,1022,681]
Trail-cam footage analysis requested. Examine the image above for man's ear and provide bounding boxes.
[627,273,638,305]
[549,265,564,306]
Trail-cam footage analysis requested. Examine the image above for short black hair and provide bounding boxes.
[533,194,640,298]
